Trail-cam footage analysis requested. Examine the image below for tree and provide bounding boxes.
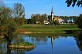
[0,3,17,48]
[53,20,59,25]
[31,14,37,24]
[76,14,82,29]
[4,22,17,48]
[0,6,13,35]
[31,14,41,24]
[31,14,48,24]
[66,0,82,7]
[41,14,48,24]
[14,3,26,25]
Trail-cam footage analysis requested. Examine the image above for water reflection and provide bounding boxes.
[22,35,81,54]
[0,34,82,54]
[76,33,82,53]
[50,36,60,49]
[0,36,35,54]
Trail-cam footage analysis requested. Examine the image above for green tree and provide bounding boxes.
[4,22,17,48]
[31,14,48,24]
[35,14,42,24]
[0,4,17,48]
[14,3,26,25]
[40,14,48,24]
[76,14,82,29]
[31,14,37,24]
[66,0,82,7]
[0,6,13,35]
[53,20,59,25]
[31,14,41,24]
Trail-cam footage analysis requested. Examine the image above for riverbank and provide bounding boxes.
[17,24,80,34]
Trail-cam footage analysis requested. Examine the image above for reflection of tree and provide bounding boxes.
[12,50,25,54]
[0,38,7,54]
[7,48,11,54]
[35,36,47,42]
[12,35,24,44]
[76,32,82,51]
[0,39,11,54]
[0,43,7,54]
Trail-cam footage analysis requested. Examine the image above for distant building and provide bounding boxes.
[44,20,50,25]
[67,18,74,24]
[53,17,64,24]
[47,6,64,24]
[44,6,75,25]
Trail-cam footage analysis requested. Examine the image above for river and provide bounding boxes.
[0,34,82,54]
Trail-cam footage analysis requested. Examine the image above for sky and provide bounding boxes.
[2,0,82,18]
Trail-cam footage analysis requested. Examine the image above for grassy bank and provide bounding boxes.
[17,24,80,34]
[9,42,35,49]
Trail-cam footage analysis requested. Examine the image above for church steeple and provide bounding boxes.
[51,6,54,21]
[51,6,54,13]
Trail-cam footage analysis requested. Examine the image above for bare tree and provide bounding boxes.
[14,3,26,25]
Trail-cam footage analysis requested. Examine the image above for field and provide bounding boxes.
[17,24,80,34]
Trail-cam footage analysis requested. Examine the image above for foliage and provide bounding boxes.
[76,14,82,29]
[0,3,17,47]
[53,20,59,25]
[66,0,82,7]
[59,16,78,23]
[0,6,14,35]
[0,2,27,48]
[31,14,48,24]
[27,19,33,24]
[12,42,34,46]
[4,22,17,43]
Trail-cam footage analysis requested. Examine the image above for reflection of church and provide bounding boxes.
[50,36,61,49]
[51,36,55,48]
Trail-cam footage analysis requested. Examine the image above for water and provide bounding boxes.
[0,34,82,54]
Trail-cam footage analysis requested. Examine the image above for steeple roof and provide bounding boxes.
[51,6,54,13]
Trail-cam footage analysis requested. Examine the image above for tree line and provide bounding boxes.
[59,16,79,23]
[30,14,47,24]
[27,14,79,24]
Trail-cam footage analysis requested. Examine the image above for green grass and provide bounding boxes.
[18,24,80,33]
[12,42,34,46]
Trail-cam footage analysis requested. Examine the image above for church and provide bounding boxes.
[44,6,64,25]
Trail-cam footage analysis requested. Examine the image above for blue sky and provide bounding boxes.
[3,0,82,18]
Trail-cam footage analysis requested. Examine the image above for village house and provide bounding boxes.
[53,17,64,24]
